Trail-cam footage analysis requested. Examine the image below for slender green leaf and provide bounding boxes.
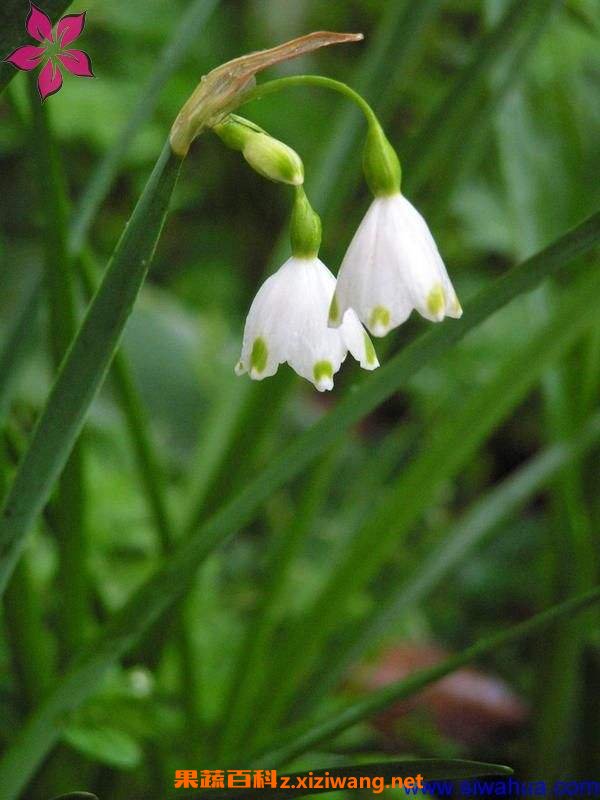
[0,214,597,800]
[69,0,220,254]
[178,760,512,800]
[0,0,72,94]
[254,586,600,767]
[0,140,183,596]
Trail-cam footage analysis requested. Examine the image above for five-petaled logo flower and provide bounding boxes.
[4,2,94,101]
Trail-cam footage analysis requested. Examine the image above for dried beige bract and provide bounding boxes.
[169,31,363,157]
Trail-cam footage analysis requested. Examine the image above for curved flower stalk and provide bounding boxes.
[329,124,462,337]
[236,189,378,391]
[4,3,93,101]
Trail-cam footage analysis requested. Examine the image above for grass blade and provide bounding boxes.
[0,213,597,799]
[68,0,220,254]
[254,587,600,767]
[0,140,183,596]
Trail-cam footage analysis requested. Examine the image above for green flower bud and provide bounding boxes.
[290,186,322,259]
[214,114,304,186]
[362,122,401,197]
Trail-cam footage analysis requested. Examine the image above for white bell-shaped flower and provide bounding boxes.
[329,193,462,337]
[235,256,378,391]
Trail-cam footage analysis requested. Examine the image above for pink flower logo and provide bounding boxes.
[4,2,94,101]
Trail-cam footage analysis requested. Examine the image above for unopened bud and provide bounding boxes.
[214,115,304,186]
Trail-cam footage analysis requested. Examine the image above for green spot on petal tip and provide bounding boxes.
[250,337,268,374]
[427,284,445,318]
[313,360,334,389]
[369,306,390,334]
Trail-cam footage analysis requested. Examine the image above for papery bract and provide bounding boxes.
[56,12,86,46]
[38,59,63,101]
[4,44,46,70]
[58,49,93,77]
[26,3,53,42]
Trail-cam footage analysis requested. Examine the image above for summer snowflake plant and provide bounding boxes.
[167,33,463,390]
[4,3,93,100]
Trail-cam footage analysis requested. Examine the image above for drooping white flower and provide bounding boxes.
[235,256,378,391]
[329,194,462,337]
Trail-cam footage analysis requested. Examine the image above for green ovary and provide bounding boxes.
[250,337,268,373]
[313,360,333,383]
[427,284,446,317]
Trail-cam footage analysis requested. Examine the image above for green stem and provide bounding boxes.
[242,75,380,131]
[27,77,90,657]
